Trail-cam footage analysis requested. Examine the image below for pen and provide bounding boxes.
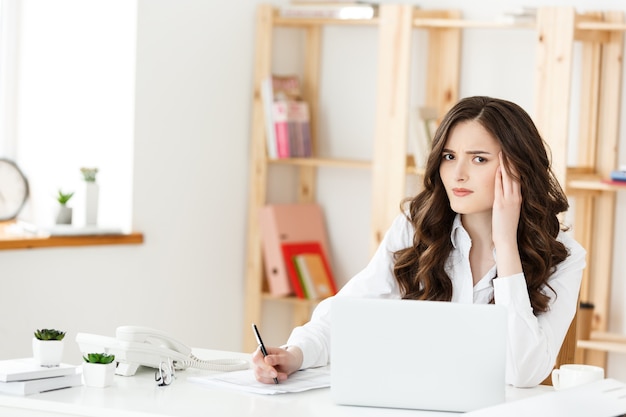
[252,323,279,384]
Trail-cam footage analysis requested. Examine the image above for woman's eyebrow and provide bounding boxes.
[442,148,493,155]
[466,150,493,155]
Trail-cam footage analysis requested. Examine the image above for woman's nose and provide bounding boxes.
[454,163,468,182]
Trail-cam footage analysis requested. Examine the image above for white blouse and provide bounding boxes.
[286,213,586,387]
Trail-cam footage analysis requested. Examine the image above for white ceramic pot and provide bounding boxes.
[32,338,64,367]
[56,205,73,225]
[84,182,99,225]
[82,362,116,388]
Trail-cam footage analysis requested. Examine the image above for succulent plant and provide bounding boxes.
[34,328,66,341]
[80,167,98,182]
[56,190,74,205]
[83,353,116,364]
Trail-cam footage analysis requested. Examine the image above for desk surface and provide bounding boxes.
[0,349,552,417]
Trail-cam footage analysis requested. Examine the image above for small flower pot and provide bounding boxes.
[56,205,73,225]
[82,362,116,388]
[32,338,64,367]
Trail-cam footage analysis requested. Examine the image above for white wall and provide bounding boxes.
[0,0,625,382]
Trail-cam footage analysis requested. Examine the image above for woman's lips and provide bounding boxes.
[452,188,473,197]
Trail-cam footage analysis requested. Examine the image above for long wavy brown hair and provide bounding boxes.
[394,96,569,314]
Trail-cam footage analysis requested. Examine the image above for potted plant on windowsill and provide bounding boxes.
[82,353,116,388]
[80,167,99,225]
[33,329,66,367]
[55,189,74,225]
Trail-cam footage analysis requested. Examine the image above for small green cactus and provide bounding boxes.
[83,353,116,364]
[34,328,66,341]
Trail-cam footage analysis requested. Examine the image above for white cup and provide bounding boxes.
[551,364,604,390]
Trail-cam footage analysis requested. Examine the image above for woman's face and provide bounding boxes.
[439,120,502,215]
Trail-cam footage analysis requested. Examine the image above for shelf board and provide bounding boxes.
[261,292,321,307]
[413,18,535,30]
[270,155,427,174]
[577,21,626,31]
[566,172,626,192]
[269,157,371,169]
[577,332,626,354]
[274,14,379,27]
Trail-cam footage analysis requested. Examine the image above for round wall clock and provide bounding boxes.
[0,158,29,221]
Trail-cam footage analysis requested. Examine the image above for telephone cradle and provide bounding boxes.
[75,326,249,376]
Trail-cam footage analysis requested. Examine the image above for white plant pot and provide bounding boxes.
[32,339,64,367]
[55,205,73,225]
[84,182,99,225]
[82,362,116,388]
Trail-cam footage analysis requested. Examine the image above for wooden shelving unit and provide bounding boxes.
[243,4,626,369]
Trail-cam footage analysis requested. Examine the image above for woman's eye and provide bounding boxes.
[473,156,487,163]
[442,153,454,161]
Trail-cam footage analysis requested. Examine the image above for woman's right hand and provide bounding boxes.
[251,345,303,384]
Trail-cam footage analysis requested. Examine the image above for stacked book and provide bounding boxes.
[0,358,82,395]
[601,166,626,186]
[610,168,626,182]
[261,75,313,159]
[280,1,378,20]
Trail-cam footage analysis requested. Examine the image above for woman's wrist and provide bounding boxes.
[283,345,304,372]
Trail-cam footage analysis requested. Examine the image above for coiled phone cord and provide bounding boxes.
[176,353,249,372]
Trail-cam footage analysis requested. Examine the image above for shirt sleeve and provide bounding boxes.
[286,213,412,369]
[493,232,586,387]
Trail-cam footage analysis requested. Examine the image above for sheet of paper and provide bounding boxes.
[188,367,330,395]
[466,379,626,417]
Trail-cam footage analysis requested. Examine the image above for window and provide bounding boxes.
[1,0,136,230]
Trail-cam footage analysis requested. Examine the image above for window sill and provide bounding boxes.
[0,221,144,250]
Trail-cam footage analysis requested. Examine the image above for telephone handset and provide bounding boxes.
[76,325,249,376]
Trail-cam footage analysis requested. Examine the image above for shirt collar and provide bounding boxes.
[450,213,464,249]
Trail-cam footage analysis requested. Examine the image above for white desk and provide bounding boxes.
[0,349,552,417]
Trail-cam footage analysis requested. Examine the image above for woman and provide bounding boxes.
[252,96,586,387]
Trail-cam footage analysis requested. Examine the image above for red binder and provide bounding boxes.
[283,242,337,299]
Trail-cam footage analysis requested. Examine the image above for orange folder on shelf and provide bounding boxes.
[259,203,332,297]
[293,251,336,300]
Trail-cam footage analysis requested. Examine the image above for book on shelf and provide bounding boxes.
[0,372,82,395]
[0,358,79,382]
[280,3,377,20]
[409,106,438,169]
[273,100,291,158]
[260,78,278,159]
[601,179,626,186]
[281,241,337,300]
[293,251,336,300]
[261,75,312,159]
[290,1,373,3]
[496,7,537,24]
[609,169,626,182]
[259,203,332,297]
[286,100,312,158]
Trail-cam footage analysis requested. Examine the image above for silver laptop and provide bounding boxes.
[330,297,507,412]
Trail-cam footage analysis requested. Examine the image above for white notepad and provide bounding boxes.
[188,368,330,395]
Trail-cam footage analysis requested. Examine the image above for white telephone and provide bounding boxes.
[75,326,249,376]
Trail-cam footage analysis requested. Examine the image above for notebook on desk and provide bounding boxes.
[330,297,508,412]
